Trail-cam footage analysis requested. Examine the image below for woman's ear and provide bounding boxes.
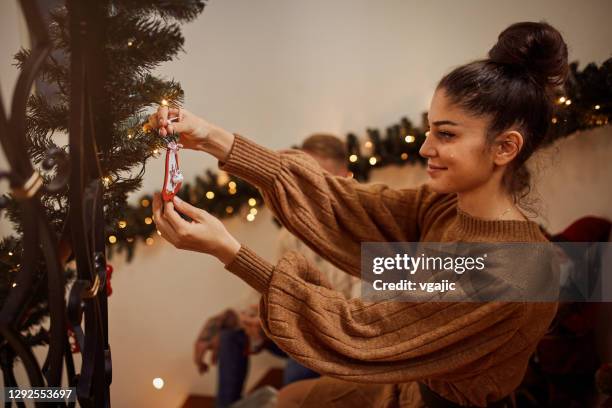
[493,130,523,166]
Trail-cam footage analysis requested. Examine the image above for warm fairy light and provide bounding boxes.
[246,213,255,222]
[552,117,558,124]
[595,105,601,110]
[369,157,377,166]
[405,135,415,143]
[102,177,111,187]
[127,237,134,243]
[228,181,237,189]
[141,199,150,208]
[146,237,154,246]
[558,96,566,103]
[364,141,372,149]
[127,133,133,139]
[127,40,133,47]
[157,230,162,236]
[12,283,17,288]
[118,221,127,229]
[226,206,234,214]
[565,99,572,106]
[8,251,13,256]
[161,99,169,106]
[153,149,159,155]
[108,235,117,244]
[229,188,237,195]
[401,153,408,160]
[248,198,257,206]
[349,154,358,163]
[152,378,164,390]
[144,217,153,225]
[206,191,215,199]
[249,208,258,215]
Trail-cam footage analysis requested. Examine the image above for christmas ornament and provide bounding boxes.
[161,117,184,201]
[106,264,114,296]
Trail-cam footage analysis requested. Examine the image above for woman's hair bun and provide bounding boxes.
[488,21,569,88]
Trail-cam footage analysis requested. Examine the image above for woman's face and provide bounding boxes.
[419,88,498,194]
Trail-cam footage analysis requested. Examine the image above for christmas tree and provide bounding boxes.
[0,0,205,366]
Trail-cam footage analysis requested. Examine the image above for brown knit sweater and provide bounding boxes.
[220,134,558,407]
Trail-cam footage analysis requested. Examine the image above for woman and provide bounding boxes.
[150,21,567,407]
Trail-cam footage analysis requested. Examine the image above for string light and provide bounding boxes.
[225,206,234,214]
[156,230,162,236]
[146,237,154,246]
[401,153,408,160]
[552,117,558,124]
[364,141,372,149]
[161,99,169,106]
[405,135,415,143]
[12,283,17,288]
[229,188,237,195]
[141,199,150,207]
[595,105,601,110]
[127,133,133,139]
[246,213,255,222]
[153,149,159,155]
[152,378,164,390]
[249,208,258,215]
[559,96,566,103]
[118,220,127,229]
[8,251,13,256]
[206,191,215,199]
[102,177,111,187]
[369,157,377,166]
[144,217,153,225]
[108,235,117,244]
[127,237,134,243]
[127,40,133,47]
[228,181,237,189]
[248,198,257,206]
[349,154,358,163]
[565,99,572,106]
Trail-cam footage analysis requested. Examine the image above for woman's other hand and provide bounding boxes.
[152,192,240,265]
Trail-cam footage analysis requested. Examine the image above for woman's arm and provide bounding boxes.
[218,133,443,277]
[225,244,531,384]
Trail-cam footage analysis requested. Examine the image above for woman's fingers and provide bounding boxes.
[152,193,179,243]
[163,200,192,233]
[172,196,205,221]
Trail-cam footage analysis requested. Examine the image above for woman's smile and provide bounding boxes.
[427,162,448,175]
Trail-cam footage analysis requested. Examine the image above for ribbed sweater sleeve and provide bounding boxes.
[219,134,439,278]
[225,245,526,383]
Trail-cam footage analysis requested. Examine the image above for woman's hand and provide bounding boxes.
[152,193,241,265]
[147,106,235,161]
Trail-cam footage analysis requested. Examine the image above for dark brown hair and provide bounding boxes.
[437,21,568,211]
[301,133,347,163]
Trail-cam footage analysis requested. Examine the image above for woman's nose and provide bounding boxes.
[419,131,437,159]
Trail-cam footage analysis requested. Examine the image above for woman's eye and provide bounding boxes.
[437,131,454,139]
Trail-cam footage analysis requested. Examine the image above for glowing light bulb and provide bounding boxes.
[161,99,169,106]
[152,378,164,389]
[401,153,408,160]
[141,199,150,208]
[206,191,215,199]
[595,105,600,110]
[369,157,377,166]
[565,99,572,106]
[248,198,257,206]
[405,135,415,143]
[144,217,153,225]
[349,154,358,163]
[246,213,255,222]
[118,221,127,229]
[228,181,237,189]
[249,208,258,215]
[558,96,566,103]
[226,206,234,214]
[146,237,154,246]
[108,235,117,244]
[364,141,372,149]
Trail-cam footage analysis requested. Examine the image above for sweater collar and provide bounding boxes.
[454,206,545,242]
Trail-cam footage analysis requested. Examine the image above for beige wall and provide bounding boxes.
[0,0,611,407]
